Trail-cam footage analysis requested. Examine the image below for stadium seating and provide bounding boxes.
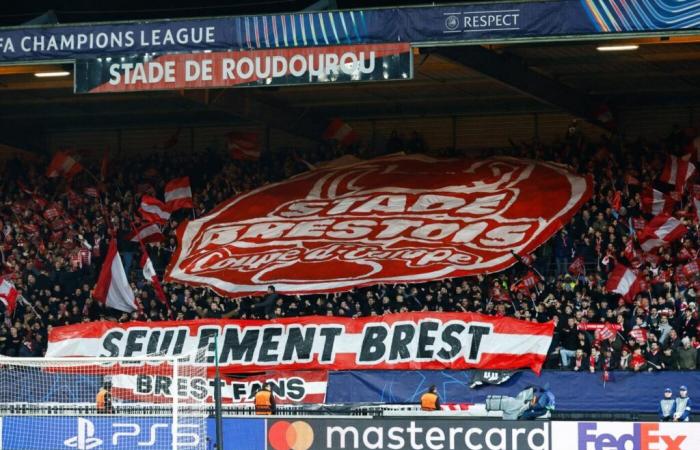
[0,127,698,375]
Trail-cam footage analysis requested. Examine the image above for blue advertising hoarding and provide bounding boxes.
[0,416,264,450]
[0,0,699,62]
[326,370,700,413]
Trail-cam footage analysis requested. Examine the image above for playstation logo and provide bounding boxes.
[64,418,103,450]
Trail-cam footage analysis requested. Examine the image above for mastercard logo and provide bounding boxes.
[268,420,314,450]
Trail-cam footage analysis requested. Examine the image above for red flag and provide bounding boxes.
[66,189,83,207]
[0,279,18,316]
[682,260,699,278]
[46,152,83,179]
[637,214,687,252]
[641,187,675,216]
[599,323,616,341]
[606,264,643,303]
[93,239,137,313]
[631,217,646,231]
[512,271,539,294]
[629,327,648,344]
[164,177,193,211]
[140,252,169,308]
[84,187,99,198]
[32,195,48,210]
[227,131,261,161]
[23,223,39,235]
[612,191,621,212]
[127,223,164,244]
[693,192,700,223]
[323,119,359,146]
[660,155,695,192]
[139,195,171,225]
[568,256,585,276]
[43,206,60,221]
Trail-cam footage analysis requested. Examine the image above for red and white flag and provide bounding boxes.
[0,279,18,316]
[599,323,616,341]
[140,252,169,307]
[227,131,261,160]
[46,312,555,374]
[128,223,164,244]
[606,264,643,302]
[512,271,539,294]
[46,152,83,179]
[629,327,648,344]
[682,260,700,279]
[84,187,100,198]
[660,155,695,192]
[139,196,171,225]
[640,187,675,216]
[322,118,359,146]
[636,213,687,252]
[43,206,61,221]
[568,256,585,276]
[164,177,193,211]
[93,239,137,313]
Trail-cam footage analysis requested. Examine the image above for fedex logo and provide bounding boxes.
[579,423,686,450]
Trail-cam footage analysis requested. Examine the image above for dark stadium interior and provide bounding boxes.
[2,38,700,154]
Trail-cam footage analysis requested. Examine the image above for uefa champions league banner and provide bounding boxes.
[165,155,592,296]
[47,312,555,373]
[1,0,699,62]
[74,43,412,93]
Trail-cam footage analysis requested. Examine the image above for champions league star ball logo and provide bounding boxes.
[445,15,460,30]
[166,155,592,297]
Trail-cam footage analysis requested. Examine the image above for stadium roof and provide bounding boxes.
[0,1,698,151]
[0,0,497,27]
[2,37,698,146]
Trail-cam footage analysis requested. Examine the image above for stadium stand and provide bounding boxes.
[1,125,698,375]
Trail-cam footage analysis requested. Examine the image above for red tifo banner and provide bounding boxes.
[46,312,554,374]
[165,154,592,297]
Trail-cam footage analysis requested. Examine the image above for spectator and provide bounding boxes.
[0,123,697,381]
[676,337,697,370]
[572,348,588,371]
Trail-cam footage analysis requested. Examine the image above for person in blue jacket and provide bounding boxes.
[520,385,555,420]
[658,388,676,421]
[673,386,692,422]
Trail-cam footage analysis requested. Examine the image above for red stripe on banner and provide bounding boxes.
[48,312,553,374]
[48,312,553,339]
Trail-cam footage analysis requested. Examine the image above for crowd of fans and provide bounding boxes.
[0,122,699,373]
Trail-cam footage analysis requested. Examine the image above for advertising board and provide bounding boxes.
[0,416,264,450]
[267,418,549,450]
[551,422,700,450]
